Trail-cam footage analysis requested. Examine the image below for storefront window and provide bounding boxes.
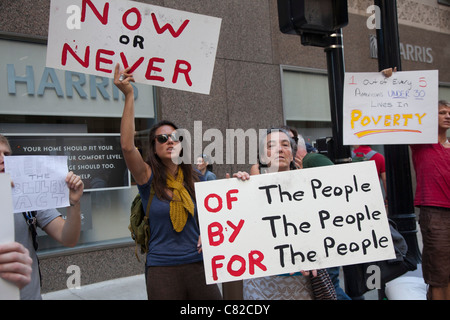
[281,67,333,148]
[439,84,450,101]
[0,38,156,254]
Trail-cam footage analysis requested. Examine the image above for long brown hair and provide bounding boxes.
[146,120,199,201]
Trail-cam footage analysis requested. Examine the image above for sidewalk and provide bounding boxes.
[42,274,147,300]
[42,271,377,300]
[43,223,425,300]
[42,268,425,300]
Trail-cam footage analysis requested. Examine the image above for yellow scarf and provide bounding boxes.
[167,167,195,232]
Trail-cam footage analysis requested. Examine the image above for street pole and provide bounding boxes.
[324,30,351,164]
[374,0,421,264]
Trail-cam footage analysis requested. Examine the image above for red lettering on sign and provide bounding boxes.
[80,2,190,37]
[204,193,222,213]
[227,255,246,277]
[60,45,194,87]
[210,251,267,281]
[226,189,239,210]
[208,222,224,246]
[81,0,109,25]
[207,220,243,246]
[211,255,225,281]
[248,250,267,275]
[119,53,145,74]
[226,220,244,243]
[122,7,142,31]
[145,57,165,82]
[61,43,90,68]
[95,49,114,73]
[151,13,190,38]
[172,60,192,87]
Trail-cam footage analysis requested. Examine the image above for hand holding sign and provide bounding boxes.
[232,172,317,278]
[47,0,222,94]
[66,171,84,207]
[195,162,395,284]
[0,174,23,299]
[0,242,33,291]
[5,156,70,213]
[343,70,438,145]
[114,64,135,96]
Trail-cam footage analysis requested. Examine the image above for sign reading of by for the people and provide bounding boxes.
[46,0,222,94]
[343,70,438,145]
[195,162,395,284]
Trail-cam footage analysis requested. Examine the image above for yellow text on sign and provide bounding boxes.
[350,110,427,129]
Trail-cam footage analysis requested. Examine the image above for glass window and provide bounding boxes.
[0,38,156,254]
[439,84,450,101]
[281,67,332,148]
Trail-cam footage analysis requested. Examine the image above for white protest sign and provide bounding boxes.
[46,0,222,95]
[195,161,396,284]
[343,70,439,145]
[0,173,20,300]
[4,156,70,213]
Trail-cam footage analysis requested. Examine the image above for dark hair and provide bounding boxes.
[198,154,214,172]
[281,125,299,145]
[147,120,199,201]
[258,127,297,171]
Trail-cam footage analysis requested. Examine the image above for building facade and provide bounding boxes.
[0,0,448,294]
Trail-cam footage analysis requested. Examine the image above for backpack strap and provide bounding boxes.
[134,183,155,262]
[22,211,42,286]
[351,150,378,160]
[364,150,377,160]
[22,211,38,251]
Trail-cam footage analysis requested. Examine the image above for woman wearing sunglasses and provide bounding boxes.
[114,65,222,300]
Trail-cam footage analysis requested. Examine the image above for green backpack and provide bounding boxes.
[129,185,155,261]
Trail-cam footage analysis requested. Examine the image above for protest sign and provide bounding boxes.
[4,156,70,213]
[195,161,395,284]
[343,70,439,145]
[46,0,222,95]
[0,173,20,300]
[5,134,129,192]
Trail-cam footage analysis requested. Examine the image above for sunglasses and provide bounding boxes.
[155,133,183,144]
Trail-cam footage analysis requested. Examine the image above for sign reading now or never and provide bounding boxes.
[195,161,396,284]
[343,70,439,145]
[46,0,222,94]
